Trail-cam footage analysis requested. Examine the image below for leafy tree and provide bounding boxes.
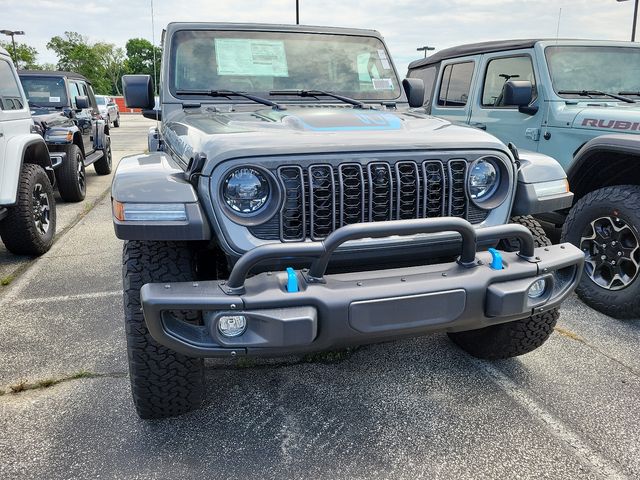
[125,38,161,87]
[0,40,39,69]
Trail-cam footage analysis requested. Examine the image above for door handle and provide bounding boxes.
[469,122,487,130]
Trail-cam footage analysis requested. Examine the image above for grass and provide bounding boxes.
[1,275,14,286]
[554,326,585,343]
[5,370,104,395]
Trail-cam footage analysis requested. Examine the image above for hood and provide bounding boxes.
[161,106,509,172]
[556,102,640,134]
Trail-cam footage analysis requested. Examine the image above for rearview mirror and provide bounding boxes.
[402,78,425,108]
[75,95,89,110]
[122,74,155,109]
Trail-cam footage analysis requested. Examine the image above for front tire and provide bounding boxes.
[561,185,640,319]
[448,215,558,359]
[123,240,204,419]
[113,114,120,128]
[0,164,56,256]
[94,136,112,175]
[56,144,86,202]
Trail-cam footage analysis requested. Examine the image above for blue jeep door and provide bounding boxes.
[468,51,544,151]
[430,57,479,125]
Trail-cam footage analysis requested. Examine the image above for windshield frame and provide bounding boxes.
[19,74,69,108]
[167,28,405,105]
[544,44,640,101]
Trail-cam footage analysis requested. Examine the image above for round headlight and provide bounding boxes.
[223,167,270,214]
[468,158,499,201]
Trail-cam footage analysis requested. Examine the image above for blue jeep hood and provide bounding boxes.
[162,106,509,172]
[551,101,640,134]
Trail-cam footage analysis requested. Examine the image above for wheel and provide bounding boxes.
[94,136,112,175]
[56,144,86,202]
[0,164,56,256]
[113,114,120,128]
[123,240,204,419]
[447,215,557,359]
[561,185,640,319]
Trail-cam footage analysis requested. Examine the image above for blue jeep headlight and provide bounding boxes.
[468,158,500,201]
[222,167,270,214]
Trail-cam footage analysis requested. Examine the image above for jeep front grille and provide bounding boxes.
[251,159,489,241]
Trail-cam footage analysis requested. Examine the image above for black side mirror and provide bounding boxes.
[75,95,89,110]
[503,80,533,107]
[402,78,425,108]
[122,74,155,109]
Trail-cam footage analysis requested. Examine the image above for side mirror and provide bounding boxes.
[503,80,533,107]
[75,95,90,110]
[122,74,155,109]
[402,78,425,108]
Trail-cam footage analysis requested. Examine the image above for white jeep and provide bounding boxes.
[0,47,56,255]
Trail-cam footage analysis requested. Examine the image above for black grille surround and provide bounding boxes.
[249,156,497,242]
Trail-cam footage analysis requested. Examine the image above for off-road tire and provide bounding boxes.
[448,309,559,359]
[56,144,86,202]
[448,215,557,359]
[113,114,120,128]
[94,136,112,175]
[561,185,640,319]
[123,240,204,419]
[0,164,56,256]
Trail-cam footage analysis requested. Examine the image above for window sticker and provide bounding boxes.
[372,78,394,90]
[215,38,289,77]
[49,96,60,102]
[377,49,391,70]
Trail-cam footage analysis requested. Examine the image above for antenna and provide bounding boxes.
[150,0,159,122]
[555,7,562,43]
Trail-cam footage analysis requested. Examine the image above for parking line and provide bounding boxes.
[470,358,629,480]
[9,290,122,306]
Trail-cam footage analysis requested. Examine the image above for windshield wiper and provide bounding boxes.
[174,89,286,110]
[269,89,368,109]
[557,90,635,104]
[618,91,640,97]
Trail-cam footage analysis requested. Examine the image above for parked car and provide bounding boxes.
[95,94,120,128]
[19,70,112,202]
[0,47,57,255]
[114,22,583,419]
[407,39,640,319]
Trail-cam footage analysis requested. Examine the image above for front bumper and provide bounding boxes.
[140,217,584,357]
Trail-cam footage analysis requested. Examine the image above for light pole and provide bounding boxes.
[417,45,435,58]
[0,30,25,67]
[296,0,299,24]
[617,0,639,41]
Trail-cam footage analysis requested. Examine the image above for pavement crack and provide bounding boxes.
[555,326,640,378]
[0,370,128,397]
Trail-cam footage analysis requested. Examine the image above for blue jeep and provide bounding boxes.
[408,39,640,319]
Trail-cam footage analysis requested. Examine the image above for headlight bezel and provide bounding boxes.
[218,165,281,226]
[467,155,510,209]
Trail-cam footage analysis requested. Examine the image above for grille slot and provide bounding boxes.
[257,159,490,242]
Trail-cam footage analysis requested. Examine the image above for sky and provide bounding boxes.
[1,0,637,73]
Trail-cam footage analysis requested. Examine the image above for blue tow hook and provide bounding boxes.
[488,248,503,270]
[286,267,299,292]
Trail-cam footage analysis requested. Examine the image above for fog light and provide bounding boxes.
[527,278,547,299]
[218,315,247,337]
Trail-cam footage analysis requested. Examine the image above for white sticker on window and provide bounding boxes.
[215,38,289,77]
[377,49,391,70]
[372,78,394,90]
[49,96,60,102]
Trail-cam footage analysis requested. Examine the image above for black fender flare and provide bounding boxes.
[568,134,640,181]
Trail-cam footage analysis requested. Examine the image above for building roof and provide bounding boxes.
[17,70,90,82]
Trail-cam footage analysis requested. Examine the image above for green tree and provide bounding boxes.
[125,38,161,87]
[0,40,39,69]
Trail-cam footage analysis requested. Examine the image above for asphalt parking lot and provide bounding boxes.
[1,115,639,479]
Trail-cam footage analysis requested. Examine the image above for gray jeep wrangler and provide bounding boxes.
[114,23,584,419]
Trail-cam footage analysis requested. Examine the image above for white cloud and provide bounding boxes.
[1,0,636,73]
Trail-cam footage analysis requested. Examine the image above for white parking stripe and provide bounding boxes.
[9,290,121,306]
[471,358,629,480]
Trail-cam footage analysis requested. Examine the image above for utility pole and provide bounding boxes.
[0,30,25,67]
[617,0,639,41]
[417,46,435,58]
[296,0,300,25]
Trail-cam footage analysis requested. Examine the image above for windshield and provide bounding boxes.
[19,76,68,107]
[95,96,106,105]
[546,46,640,99]
[170,30,401,101]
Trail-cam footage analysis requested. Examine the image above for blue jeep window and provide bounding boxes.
[437,61,474,107]
[482,56,536,107]
[0,60,23,111]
